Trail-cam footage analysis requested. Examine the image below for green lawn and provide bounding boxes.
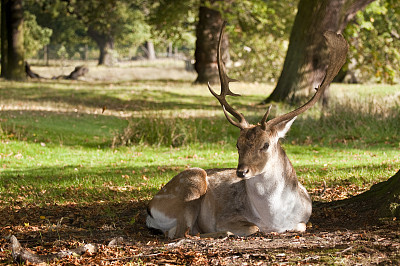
[1,65,399,210]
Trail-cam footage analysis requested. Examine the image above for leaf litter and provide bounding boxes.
[1,186,400,265]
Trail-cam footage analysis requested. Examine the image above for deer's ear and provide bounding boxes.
[276,117,297,139]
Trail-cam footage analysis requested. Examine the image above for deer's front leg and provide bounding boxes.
[217,220,259,237]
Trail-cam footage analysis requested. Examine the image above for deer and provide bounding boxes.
[146,22,349,238]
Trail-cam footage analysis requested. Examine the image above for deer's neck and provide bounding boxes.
[245,147,299,229]
[247,146,296,190]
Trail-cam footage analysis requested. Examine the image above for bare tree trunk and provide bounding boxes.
[145,41,156,60]
[264,0,376,103]
[3,0,25,80]
[98,40,114,66]
[84,44,88,61]
[167,42,173,57]
[43,45,49,65]
[1,0,8,77]
[194,1,229,85]
[345,170,400,218]
[87,27,115,66]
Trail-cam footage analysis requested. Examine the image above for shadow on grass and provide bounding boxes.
[297,163,397,182]
[0,110,126,148]
[1,108,398,151]
[0,80,264,113]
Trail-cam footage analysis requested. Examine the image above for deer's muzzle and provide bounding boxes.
[236,165,250,178]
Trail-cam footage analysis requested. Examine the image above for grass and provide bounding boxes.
[1,61,399,211]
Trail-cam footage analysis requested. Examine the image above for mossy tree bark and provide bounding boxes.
[350,170,400,218]
[264,0,376,103]
[2,0,25,80]
[194,0,229,85]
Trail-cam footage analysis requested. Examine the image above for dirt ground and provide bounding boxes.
[1,189,399,265]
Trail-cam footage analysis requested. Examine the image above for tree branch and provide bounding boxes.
[9,235,97,264]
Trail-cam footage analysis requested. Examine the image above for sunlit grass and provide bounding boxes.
[1,63,399,209]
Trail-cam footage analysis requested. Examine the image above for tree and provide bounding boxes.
[338,169,400,219]
[66,0,149,66]
[264,0,376,103]
[148,0,297,84]
[1,0,8,77]
[344,0,400,84]
[147,0,230,84]
[225,1,297,83]
[1,0,25,80]
[28,0,150,65]
[26,1,91,60]
[23,11,52,58]
[194,0,229,84]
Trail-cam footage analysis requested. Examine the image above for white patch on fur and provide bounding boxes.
[255,182,265,195]
[146,208,176,233]
[246,152,308,232]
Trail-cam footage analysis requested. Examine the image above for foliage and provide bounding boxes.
[25,0,91,59]
[148,0,297,81]
[345,0,400,84]
[23,12,52,58]
[147,0,198,43]
[25,0,150,59]
[112,7,151,58]
[67,0,150,56]
[216,0,298,82]
[145,0,197,57]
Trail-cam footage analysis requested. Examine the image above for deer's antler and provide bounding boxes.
[261,31,349,130]
[208,21,249,129]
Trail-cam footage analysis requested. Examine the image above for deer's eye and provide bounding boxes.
[261,142,269,150]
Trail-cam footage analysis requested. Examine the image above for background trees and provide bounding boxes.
[265,0,376,103]
[148,0,297,84]
[194,0,228,84]
[59,0,150,66]
[23,11,52,58]
[2,0,400,88]
[345,0,400,84]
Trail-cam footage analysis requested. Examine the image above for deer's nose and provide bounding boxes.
[236,167,249,178]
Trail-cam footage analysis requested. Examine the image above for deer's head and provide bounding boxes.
[209,22,348,179]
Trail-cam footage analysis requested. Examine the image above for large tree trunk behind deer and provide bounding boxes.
[194,1,229,85]
[2,0,25,80]
[264,0,376,103]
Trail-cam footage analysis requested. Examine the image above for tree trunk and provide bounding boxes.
[194,1,229,85]
[264,0,376,103]
[1,0,8,77]
[84,44,88,61]
[2,0,25,80]
[98,40,114,66]
[87,27,115,66]
[167,42,173,57]
[43,45,49,65]
[145,41,156,60]
[349,170,400,218]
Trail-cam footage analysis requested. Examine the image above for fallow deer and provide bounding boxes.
[146,22,348,238]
